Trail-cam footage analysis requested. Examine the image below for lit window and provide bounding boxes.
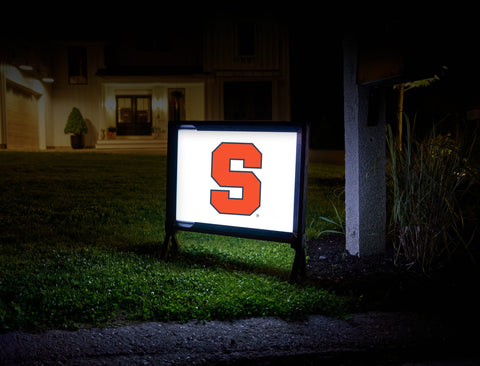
[115,96,152,135]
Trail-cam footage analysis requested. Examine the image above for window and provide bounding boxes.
[68,47,87,85]
[117,97,133,123]
[116,96,152,135]
[135,97,151,123]
[224,82,272,121]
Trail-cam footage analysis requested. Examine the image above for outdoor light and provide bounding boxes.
[104,96,115,111]
[41,76,54,83]
[19,64,34,71]
[152,97,165,111]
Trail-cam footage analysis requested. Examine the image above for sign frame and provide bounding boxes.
[163,121,309,281]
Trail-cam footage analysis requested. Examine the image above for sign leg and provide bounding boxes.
[289,237,306,283]
[161,230,179,260]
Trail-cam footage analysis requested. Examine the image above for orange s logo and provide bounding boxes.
[210,143,262,216]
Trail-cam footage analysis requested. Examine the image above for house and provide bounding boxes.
[0,15,291,151]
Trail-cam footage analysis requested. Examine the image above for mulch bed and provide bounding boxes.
[305,234,480,313]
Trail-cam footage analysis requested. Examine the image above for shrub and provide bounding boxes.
[386,115,478,273]
[64,107,88,135]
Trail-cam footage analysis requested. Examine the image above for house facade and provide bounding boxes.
[0,16,291,151]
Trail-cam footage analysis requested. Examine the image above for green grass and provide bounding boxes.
[0,151,346,331]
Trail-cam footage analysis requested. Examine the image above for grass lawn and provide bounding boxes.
[0,151,347,331]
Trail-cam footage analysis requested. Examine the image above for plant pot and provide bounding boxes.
[70,134,85,149]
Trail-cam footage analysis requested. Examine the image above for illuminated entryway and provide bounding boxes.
[99,82,204,151]
[116,95,152,136]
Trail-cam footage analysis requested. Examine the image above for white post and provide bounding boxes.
[343,34,386,256]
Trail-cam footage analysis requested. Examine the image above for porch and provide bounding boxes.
[95,135,167,154]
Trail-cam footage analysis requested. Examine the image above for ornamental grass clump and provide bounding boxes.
[386,116,478,274]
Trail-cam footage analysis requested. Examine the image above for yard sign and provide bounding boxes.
[163,121,309,281]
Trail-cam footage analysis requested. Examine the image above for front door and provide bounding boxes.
[116,95,152,136]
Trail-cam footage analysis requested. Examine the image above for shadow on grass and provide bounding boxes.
[116,241,292,282]
[176,250,292,281]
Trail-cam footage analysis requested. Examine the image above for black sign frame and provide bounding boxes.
[162,121,309,282]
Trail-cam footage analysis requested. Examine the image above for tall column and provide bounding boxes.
[343,34,386,256]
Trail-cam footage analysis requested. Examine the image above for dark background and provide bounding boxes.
[4,6,479,150]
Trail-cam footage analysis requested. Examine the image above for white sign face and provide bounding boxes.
[176,129,298,233]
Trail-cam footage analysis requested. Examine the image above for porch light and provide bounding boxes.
[19,64,34,71]
[105,96,115,110]
[152,97,165,113]
[42,76,54,83]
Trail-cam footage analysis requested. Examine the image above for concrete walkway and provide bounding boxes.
[1,312,479,365]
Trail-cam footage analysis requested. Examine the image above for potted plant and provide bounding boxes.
[64,107,88,149]
[107,126,117,139]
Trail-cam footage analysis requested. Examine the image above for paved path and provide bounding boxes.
[1,312,479,365]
